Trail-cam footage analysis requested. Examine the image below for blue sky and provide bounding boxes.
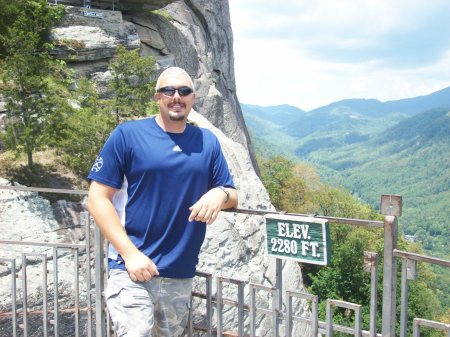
[228,0,450,111]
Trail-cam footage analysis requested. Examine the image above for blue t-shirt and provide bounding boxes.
[88,117,235,278]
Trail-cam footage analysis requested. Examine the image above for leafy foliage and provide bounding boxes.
[53,78,116,177]
[52,44,160,177]
[258,156,308,212]
[109,44,158,122]
[0,0,67,168]
[61,45,158,176]
[0,0,65,57]
[1,4,160,178]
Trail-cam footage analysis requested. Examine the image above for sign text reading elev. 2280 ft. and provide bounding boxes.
[265,214,331,265]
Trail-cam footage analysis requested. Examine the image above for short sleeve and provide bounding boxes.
[211,137,235,189]
[87,126,127,189]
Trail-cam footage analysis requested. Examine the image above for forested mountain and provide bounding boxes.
[242,87,450,258]
[242,104,305,159]
[310,108,450,255]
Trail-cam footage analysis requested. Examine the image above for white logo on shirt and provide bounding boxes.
[172,145,182,152]
[91,156,104,172]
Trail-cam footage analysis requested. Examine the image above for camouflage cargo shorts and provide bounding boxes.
[105,269,193,337]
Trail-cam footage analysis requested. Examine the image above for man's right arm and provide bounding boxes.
[87,181,159,282]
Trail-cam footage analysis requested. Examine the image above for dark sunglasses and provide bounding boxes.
[157,86,194,97]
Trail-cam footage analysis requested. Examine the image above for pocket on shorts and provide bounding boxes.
[179,300,191,330]
[105,270,130,336]
[105,282,123,301]
[105,269,126,300]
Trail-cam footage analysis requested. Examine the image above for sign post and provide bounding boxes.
[265,214,331,265]
[265,214,331,336]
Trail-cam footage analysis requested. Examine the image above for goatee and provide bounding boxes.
[169,115,186,122]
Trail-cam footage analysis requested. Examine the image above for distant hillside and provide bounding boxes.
[241,87,450,258]
[242,104,305,127]
[282,86,450,139]
[241,104,304,159]
[378,108,450,145]
[308,86,450,117]
[242,86,450,158]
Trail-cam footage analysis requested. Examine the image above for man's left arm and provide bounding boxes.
[188,186,238,225]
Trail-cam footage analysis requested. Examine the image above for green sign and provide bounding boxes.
[265,214,331,265]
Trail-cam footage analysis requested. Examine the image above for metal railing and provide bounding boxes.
[49,0,117,11]
[395,250,450,337]
[1,186,449,336]
[0,212,93,337]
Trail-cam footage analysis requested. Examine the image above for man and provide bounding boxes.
[87,66,238,336]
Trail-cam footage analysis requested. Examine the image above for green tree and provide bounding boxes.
[306,223,382,332]
[53,44,160,177]
[108,45,158,123]
[258,156,308,212]
[310,184,375,219]
[53,77,115,177]
[0,0,66,168]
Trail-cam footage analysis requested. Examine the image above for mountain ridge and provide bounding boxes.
[242,86,450,142]
[306,85,450,116]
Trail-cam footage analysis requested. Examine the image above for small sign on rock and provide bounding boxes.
[83,11,104,19]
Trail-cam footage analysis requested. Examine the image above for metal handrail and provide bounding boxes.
[394,249,450,267]
[0,185,385,228]
[0,239,85,250]
[0,184,88,195]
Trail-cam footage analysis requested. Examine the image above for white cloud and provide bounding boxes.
[229,0,450,110]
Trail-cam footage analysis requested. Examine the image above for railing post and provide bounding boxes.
[249,284,256,337]
[326,299,333,337]
[381,215,398,337]
[364,251,378,337]
[94,226,107,337]
[380,194,401,337]
[53,247,60,337]
[21,254,29,337]
[237,281,245,337]
[399,258,417,337]
[81,212,93,337]
[42,254,49,337]
[11,259,18,337]
[275,257,283,332]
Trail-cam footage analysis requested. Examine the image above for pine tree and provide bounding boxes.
[0,0,67,168]
[108,45,158,123]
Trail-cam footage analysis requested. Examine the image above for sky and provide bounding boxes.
[228,0,450,111]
